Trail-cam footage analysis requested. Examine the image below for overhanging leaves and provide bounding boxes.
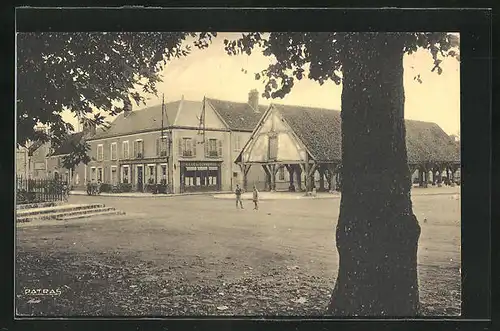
[223,32,460,95]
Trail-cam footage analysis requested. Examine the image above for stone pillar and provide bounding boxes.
[296,165,303,191]
[270,164,277,192]
[304,162,311,192]
[318,168,325,191]
[261,165,271,191]
[329,168,337,192]
[287,165,295,192]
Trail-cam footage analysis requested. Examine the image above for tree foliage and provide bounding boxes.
[224,32,459,99]
[61,137,91,171]
[17,32,217,169]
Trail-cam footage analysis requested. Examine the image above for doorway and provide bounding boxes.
[137,165,144,192]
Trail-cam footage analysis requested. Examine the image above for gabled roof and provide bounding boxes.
[52,132,85,156]
[90,101,183,140]
[239,103,460,165]
[89,97,268,140]
[275,104,342,162]
[207,98,266,131]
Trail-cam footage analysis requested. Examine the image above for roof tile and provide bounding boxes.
[273,104,460,164]
[52,132,85,156]
[207,98,265,131]
[91,101,181,140]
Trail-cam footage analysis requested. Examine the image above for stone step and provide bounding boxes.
[16,207,118,223]
[16,201,65,210]
[16,203,105,217]
[56,210,126,221]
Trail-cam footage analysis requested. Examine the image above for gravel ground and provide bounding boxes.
[16,193,461,317]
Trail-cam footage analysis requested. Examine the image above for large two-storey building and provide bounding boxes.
[85,90,266,193]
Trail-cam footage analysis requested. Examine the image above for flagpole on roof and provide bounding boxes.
[161,93,165,139]
[202,96,206,144]
[198,96,206,144]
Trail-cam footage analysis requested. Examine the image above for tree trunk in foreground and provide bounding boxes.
[328,33,421,316]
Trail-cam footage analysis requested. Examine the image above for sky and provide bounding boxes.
[62,32,460,135]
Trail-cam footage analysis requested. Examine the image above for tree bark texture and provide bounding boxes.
[328,33,421,316]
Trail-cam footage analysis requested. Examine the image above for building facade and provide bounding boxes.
[16,141,52,180]
[16,147,29,179]
[85,91,267,193]
[40,123,98,189]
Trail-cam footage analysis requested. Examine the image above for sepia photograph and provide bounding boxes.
[15,30,461,317]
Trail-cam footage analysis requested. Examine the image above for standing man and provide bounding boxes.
[235,184,244,209]
[252,185,259,210]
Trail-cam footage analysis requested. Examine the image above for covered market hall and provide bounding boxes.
[235,104,461,192]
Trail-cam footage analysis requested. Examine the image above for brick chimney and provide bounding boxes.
[123,97,132,118]
[81,119,96,137]
[248,89,259,113]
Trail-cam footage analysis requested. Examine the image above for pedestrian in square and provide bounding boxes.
[62,182,69,201]
[252,185,259,210]
[235,184,244,209]
[86,180,92,195]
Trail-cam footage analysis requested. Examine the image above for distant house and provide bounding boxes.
[236,104,461,191]
[16,147,30,179]
[46,127,94,189]
[16,129,52,180]
[85,90,266,193]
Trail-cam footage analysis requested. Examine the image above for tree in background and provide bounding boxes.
[17,32,217,170]
[224,32,459,316]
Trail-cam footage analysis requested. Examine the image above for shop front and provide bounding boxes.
[119,159,170,192]
[180,161,222,193]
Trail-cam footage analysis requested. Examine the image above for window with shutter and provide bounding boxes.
[181,138,194,157]
[185,138,192,157]
[97,144,104,161]
[159,137,168,157]
[208,139,217,158]
[218,139,223,157]
[156,138,160,156]
[111,143,117,160]
[138,141,144,158]
[122,141,129,159]
[204,140,209,157]
[178,138,183,156]
[134,140,144,158]
[192,138,197,157]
